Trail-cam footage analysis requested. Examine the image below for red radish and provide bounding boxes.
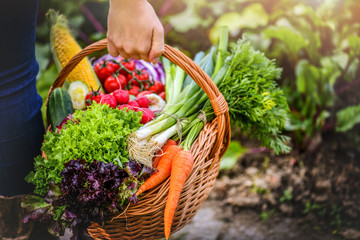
[142,108,155,119]
[128,101,140,108]
[136,91,153,97]
[118,104,129,111]
[159,92,166,101]
[136,96,150,108]
[118,104,138,112]
[137,108,155,124]
[113,89,129,105]
[128,86,140,96]
[100,94,117,108]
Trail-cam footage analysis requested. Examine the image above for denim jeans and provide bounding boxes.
[0,0,44,197]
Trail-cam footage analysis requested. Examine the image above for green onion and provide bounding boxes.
[127,26,230,167]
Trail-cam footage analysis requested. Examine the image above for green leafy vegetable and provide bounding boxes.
[263,26,307,58]
[220,141,247,170]
[336,104,360,132]
[26,102,141,195]
[218,39,291,154]
[209,4,269,44]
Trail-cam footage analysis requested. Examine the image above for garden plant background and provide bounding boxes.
[35,0,360,239]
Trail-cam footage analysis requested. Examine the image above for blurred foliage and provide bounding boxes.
[220,141,247,170]
[279,188,293,203]
[336,104,360,132]
[36,0,360,152]
[37,0,107,45]
[35,0,108,123]
[154,0,360,150]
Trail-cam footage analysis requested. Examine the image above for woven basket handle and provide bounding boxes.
[46,39,230,163]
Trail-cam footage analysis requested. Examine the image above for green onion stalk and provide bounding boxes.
[127,27,229,167]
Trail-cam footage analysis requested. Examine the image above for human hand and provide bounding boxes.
[107,0,164,64]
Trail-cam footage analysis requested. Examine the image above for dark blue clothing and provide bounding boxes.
[0,0,44,196]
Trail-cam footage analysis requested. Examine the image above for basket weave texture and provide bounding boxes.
[45,39,231,240]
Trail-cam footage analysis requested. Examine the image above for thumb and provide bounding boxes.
[107,39,119,58]
[148,26,164,64]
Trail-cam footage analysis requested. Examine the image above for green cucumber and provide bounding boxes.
[48,87,74,131]
[67,80,89,110]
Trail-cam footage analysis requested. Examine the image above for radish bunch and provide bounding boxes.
[113,89,158,124]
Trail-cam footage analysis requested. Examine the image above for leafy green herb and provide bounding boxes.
[219,39,291,154]
[26,102,141,195]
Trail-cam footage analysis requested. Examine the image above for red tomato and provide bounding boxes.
[120,59,136,75]
[133,69,149,81]
[136,91,153,97]
[104,75,121,93]
[108,60,120,72]
[158,91,166,101]
[130,77,140,87]
[128,86,140,96]
[126,73,132,81]
[143,79,155,90]
[94,60,117,83]
[129,69,150,88]
[148,81,165,94]
[85,90,104,106]
[117,74,128,89]
[155,81,165,93]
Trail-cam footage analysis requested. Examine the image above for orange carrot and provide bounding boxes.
[152,139,177,168]
[164,150,194,240]
[136,145,182,196]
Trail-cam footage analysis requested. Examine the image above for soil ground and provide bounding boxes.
[173,128,360,240]
[173,201,335,240]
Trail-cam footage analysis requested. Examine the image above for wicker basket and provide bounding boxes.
[45,39,231,240]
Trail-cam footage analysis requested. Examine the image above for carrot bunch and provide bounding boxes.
[136,142,180,196]
[152,139,177,168]
[135,140,194,240]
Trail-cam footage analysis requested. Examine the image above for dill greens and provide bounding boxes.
[219,39,290,154]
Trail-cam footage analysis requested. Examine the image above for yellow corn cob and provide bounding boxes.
[47,9,101,90]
